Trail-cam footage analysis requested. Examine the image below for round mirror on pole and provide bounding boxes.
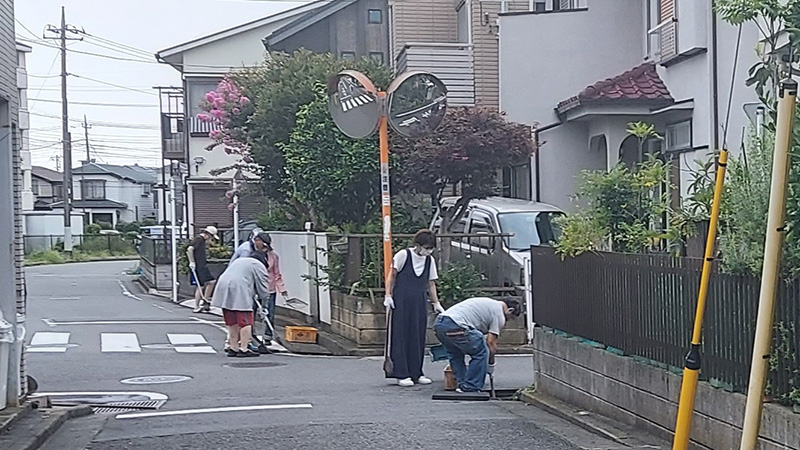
[327,70,381,139]
[386,71,448,139]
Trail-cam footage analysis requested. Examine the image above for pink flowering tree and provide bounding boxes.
[197,77,257,174]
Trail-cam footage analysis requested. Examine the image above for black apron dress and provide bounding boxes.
[386,249,431,380]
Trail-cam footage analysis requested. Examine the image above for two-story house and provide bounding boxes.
[49,163,157,227]
[30,166,63,210]
[498,0,760,211]
[157,0,391,236]
[389,0,540,199]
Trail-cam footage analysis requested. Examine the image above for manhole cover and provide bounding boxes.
[120,375,192,385]
[224,362,287,369]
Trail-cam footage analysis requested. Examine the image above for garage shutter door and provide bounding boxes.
[192,185,232,230]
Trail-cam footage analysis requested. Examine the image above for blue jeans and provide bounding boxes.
[433,316,488,392]
[264,293,277,340]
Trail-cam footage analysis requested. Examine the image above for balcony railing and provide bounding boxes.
[162,132,185,161]
[396,43,475,106]
[189,116,221,137]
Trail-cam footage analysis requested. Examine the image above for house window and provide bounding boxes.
[188,80,221,116]
[501,164,532,200]
[648,0,677,61]
[340,51,356,60]
[31,179,40,196]
[368,9,382,24]
[142,183,152,197]
[369,52,384,64]
[535,1,546,12]
[666,120,692,152]
[82,180,106,200]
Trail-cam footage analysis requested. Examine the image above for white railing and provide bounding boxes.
[189,116,221,136]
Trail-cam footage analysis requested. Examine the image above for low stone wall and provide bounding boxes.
[330,291,528,348]
[533,328,800,450]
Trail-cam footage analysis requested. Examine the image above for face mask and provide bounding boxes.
[417,247,433,257]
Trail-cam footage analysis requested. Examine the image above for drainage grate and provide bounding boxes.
[92,400,166,415]
[224,362,287,369]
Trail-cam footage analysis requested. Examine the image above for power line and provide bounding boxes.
[69,73,157,96]
[28,97,157,108]
[29,111,159,130]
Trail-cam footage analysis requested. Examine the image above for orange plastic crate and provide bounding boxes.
[285,326,318,343]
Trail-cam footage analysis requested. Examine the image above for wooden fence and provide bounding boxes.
[529,247,800,403]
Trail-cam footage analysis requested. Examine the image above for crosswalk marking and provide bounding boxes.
[28,332,70,353]
[101,333,141,353]
[167,334,206,345]
[168,333,215,353]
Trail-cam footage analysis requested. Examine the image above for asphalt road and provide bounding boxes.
[25,261,626,450]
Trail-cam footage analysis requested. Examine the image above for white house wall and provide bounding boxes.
[181,19,296,76]
[536,122,605,211]
[499,2,644,126]
[72,174,157,223]
[189,136,236,179]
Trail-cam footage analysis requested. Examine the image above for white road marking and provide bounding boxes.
[168,333,216,354]
[152,303,173,313]
[174,346,216,354]
[189,316,227,333]
[116,403,313,420]
[101,333,141,353]
[48,297,80,301]
[118,280,142,301]
[44,320,224,326]
[28,332,71,353]
[167,334,207,345]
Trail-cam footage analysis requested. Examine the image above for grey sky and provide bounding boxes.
[16,0,306,169]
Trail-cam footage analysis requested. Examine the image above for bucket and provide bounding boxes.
[443,365,457,391]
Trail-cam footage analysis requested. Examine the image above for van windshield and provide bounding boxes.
[497,212,563,251]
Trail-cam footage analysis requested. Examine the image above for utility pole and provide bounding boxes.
[81,116,91,216]
[44,7,81,254]
[739,77,798,450]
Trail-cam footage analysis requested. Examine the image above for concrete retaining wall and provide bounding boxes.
[330,291,528,348]
[533,328,800,450]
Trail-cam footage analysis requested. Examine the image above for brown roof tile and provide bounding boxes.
[557,63,673,113]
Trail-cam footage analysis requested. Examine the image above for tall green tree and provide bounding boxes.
[232,50,391,201]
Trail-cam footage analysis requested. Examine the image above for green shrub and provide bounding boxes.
[27,251,65,264]
[85,223,102,235]
[437,261,485,308]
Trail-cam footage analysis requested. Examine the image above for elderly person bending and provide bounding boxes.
[212,252,270,357]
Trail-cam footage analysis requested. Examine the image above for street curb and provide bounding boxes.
[0,403,33,434]
[25,257,138,267]
[519,391,672,448]
[0,405,93,450]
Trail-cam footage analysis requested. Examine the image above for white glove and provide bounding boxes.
[383,295,395,310]
[188,262,196,271]
[433,302,445,314]
[487,363,496,375]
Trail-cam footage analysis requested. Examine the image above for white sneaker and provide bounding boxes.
[398,378,414,387]
[416,376,432,385]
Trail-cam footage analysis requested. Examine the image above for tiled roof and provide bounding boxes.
[49,199,128,209]
[557,63,673,113]
[73,163,156,184]
[31,166,63,183]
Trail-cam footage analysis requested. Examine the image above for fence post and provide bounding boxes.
[344,236,362,287]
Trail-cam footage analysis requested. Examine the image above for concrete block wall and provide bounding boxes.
[330,291,529,348]
[534,328,800,450]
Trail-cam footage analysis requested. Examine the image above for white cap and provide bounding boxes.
[203,225,219,240]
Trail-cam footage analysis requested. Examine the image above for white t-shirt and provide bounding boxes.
[393,249,438,281]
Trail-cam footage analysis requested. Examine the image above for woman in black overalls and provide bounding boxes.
[383,229,444,387]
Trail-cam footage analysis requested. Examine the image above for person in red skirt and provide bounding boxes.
[211,252,270,357]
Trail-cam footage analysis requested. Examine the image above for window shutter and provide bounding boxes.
[660,0,677,60]
[192,185,232,230]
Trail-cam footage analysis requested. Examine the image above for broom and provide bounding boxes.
[383,308,394,376]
